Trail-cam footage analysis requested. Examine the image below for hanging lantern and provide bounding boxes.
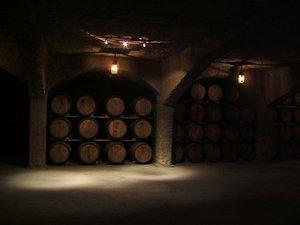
[111,54,119,75]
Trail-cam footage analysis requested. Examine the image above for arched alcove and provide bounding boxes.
[0,68,29,167]
[47,72,157,165]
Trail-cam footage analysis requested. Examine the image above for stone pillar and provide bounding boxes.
[29,95,47,167]
[154,98,174,166]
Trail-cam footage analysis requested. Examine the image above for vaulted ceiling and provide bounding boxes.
[0,1,299,61]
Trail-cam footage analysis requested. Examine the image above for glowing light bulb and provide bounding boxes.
[143,42,146,48]
[104,39,108,45]
[122,41,128,47]
[238,74,245,84]
[111,63,118,75]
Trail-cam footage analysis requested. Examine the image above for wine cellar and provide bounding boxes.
[173,78,256,163]
[1,2,300,225]
[272,92,300,160]
[47,74,155,165]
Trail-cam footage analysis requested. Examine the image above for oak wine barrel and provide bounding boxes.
[294,108,300,122]
[222,143,239,162]
[224,106,240,123]
[241,107,255,123]
[106,96,125,117]
[175,144,184,163]
[282,97,293,106]
[279,125,292,142]
[49,118,71,139]
[49,142,71,164]
[175,124,184,142]
[76,95,96,116]
[190,103,205,122]
[292,126,300,141]
[78,142,100,164]
[190,83,206,101]
[132,97,152,117]
[280,109,293,123]
[130,142,152,163]
[105,142,127,164]
[224,126,239,142]
[78,118,99,139]
[295,93,300,105]
[207,84,222,102]
[238,143,255,161]
[205,124,221,141]
[204,143,221,162]
[186,143,204,163]
[224,86,239,103]
[240,125,254,142]
[277,143,293,160]
[50,95,71,115]
[207,104,222,122]
[174,103,186,121]
[106,119,127,139]
[187,123,204,142]
[131,119,152,139]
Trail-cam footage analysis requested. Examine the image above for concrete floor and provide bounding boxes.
[0,161,299,225]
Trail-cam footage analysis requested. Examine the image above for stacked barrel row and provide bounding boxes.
[174,81,256,163]
[272,92,300,160]
[48,95,154,165]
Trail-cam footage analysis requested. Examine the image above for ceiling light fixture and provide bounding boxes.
[122,41,128,47]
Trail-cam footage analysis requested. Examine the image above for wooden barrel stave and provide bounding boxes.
[78,118,99,139]
[76,95,96,116]
[49,142,71,164]
[49,118,71,139]
[106,119,127,139]
[190,103,205,122]
[131,119,152,139]
[105,142,127,164]
[205,124,221,142]
[106,96,125,117]
[50,95,71,115]
[78,142,100,164]
[132,97,152,117]
[187,123,204,142]
[207,84,222,102]
[186,143,204,163]
[130,142,152,163]
[224,126,239,142]
[190,83,206,101]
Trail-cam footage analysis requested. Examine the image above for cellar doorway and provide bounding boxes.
[47,73,156,166]
[0,68,29,167]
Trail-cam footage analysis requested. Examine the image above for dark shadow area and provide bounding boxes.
[0,68,29,167]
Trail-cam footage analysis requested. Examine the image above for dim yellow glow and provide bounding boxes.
[111,63,119,75]
[238,74,245,84]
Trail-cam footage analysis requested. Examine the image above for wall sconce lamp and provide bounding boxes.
[111,53,119,75]
[237,65,245,84]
